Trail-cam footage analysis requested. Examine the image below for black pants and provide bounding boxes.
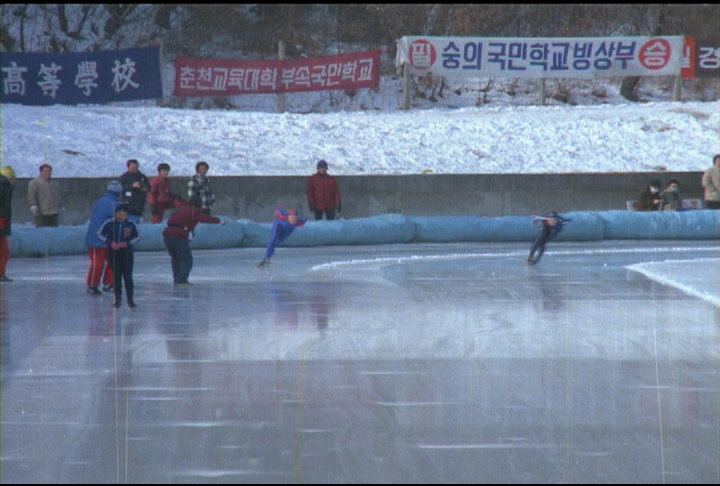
[704,200,720,210]
[314,209,336,220]
[163,235,193,284]
[528,226,554,263]
[107,248,134,302]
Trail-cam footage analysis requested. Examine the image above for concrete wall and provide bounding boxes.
[10,172,705,225]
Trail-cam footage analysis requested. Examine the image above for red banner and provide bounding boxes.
[682,36,720,79]
[174,49,381,96]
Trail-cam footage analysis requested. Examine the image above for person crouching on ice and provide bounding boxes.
[527,211,570,265]
[257,207,307,267]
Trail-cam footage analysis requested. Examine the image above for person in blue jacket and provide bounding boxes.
[527,211,570,265]
[97,202,141,308]
[256,207,307,267]
[84,179,122,295]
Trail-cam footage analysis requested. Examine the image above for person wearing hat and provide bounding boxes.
[147,162,183,224]
[84,180,123,295]
[256,207,307,267]
[97,202,141,308]
[636,179,662,211]
[701,154,720,209]
[27,163,62,227]
[0,165,17,282]
[306,159,342,220]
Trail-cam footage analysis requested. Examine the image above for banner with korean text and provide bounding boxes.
[681,37,720,79]
[396,36,684,79]
[174,49,381,96]
[1,46,163,106]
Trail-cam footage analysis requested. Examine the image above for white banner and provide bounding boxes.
[396,36,684,79]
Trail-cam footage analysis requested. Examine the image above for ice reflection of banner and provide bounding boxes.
[174,49,381,96]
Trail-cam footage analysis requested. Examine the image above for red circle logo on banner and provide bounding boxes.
[408,40,436,70]
[638,38,672,70]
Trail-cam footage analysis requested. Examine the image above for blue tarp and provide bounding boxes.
[8,210,720,257]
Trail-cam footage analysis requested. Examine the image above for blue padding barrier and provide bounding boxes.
[8,211,719,257]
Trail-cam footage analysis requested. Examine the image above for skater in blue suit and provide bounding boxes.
[527,211,570,265]
[257,207,307,267]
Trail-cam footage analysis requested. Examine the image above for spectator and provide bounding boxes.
[147,162,183,223]
[119,158,150,223]
[84,180,122,295]
[306,159,341,220]
[27,163,62,227]
[187,161,216,215]
[660,179,681,211]
[636,179,662,211]
[256,207,307,267]
[96,203,141,308]
[0,165,16,282]
[162,202,223,286]
[701,154,720,209]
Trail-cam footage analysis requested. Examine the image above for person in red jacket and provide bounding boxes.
[162,202,224,286]
[147,162,183,224]
[306,159,341,220]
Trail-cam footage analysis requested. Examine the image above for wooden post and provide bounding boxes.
[538,78,546,106]
[401,63,409,110]
[277,41,285,113]
[672,75,681,102]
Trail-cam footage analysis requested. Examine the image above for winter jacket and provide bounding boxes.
[187,174,215,212]
[306,172,341,212]
[97,217,140,248]
[162,204,220,240]
[0,174,14,237]
[702,166,720,203]
[636,187,661,211]
[27,175,61,216]
[119,170,150,216]
[85,191,120,248]
[147,175,180,211]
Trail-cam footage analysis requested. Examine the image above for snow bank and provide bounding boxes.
[9,210,719,257]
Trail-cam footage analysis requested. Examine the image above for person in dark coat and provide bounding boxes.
[119,158,150,223]
[660,179,681,211]
[84,179,122,295]
[147,162,183,224]
[97,203,141,308]
[636,179,662,211]
[306,159,341,220]
[527,211,571,265]
[162,202,223,286]
[0,165,16,282]
[256,207,307,267]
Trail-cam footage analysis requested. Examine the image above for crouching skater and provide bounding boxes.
[527,211,570,265]
[257,207,307,267]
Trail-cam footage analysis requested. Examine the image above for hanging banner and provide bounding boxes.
[396,36,684,79]
[1,46,163,106]
[682,37,720,79]
[174,49,381,96]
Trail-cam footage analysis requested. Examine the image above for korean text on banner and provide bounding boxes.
[396,36,684,80]
[174,49,381,97]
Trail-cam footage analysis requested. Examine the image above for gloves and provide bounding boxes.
[150,204,159,216]
[336,202,341,213]
[31,205,39,216]
[110,241,127,251]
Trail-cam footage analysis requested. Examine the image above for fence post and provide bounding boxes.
[539,78,546,105]
[401,63,410,110]
[277,41,285,113]
[672,75,681,101]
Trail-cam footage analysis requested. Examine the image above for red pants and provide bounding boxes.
[86,247,114,288]
[0,235,9,278]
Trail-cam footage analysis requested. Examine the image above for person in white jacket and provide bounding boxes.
[701,154,720,209]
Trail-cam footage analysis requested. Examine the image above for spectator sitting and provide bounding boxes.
[660,179,681,211]
[636,179,662,211]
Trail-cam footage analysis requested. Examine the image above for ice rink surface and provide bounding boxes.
[1,240,719,483]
